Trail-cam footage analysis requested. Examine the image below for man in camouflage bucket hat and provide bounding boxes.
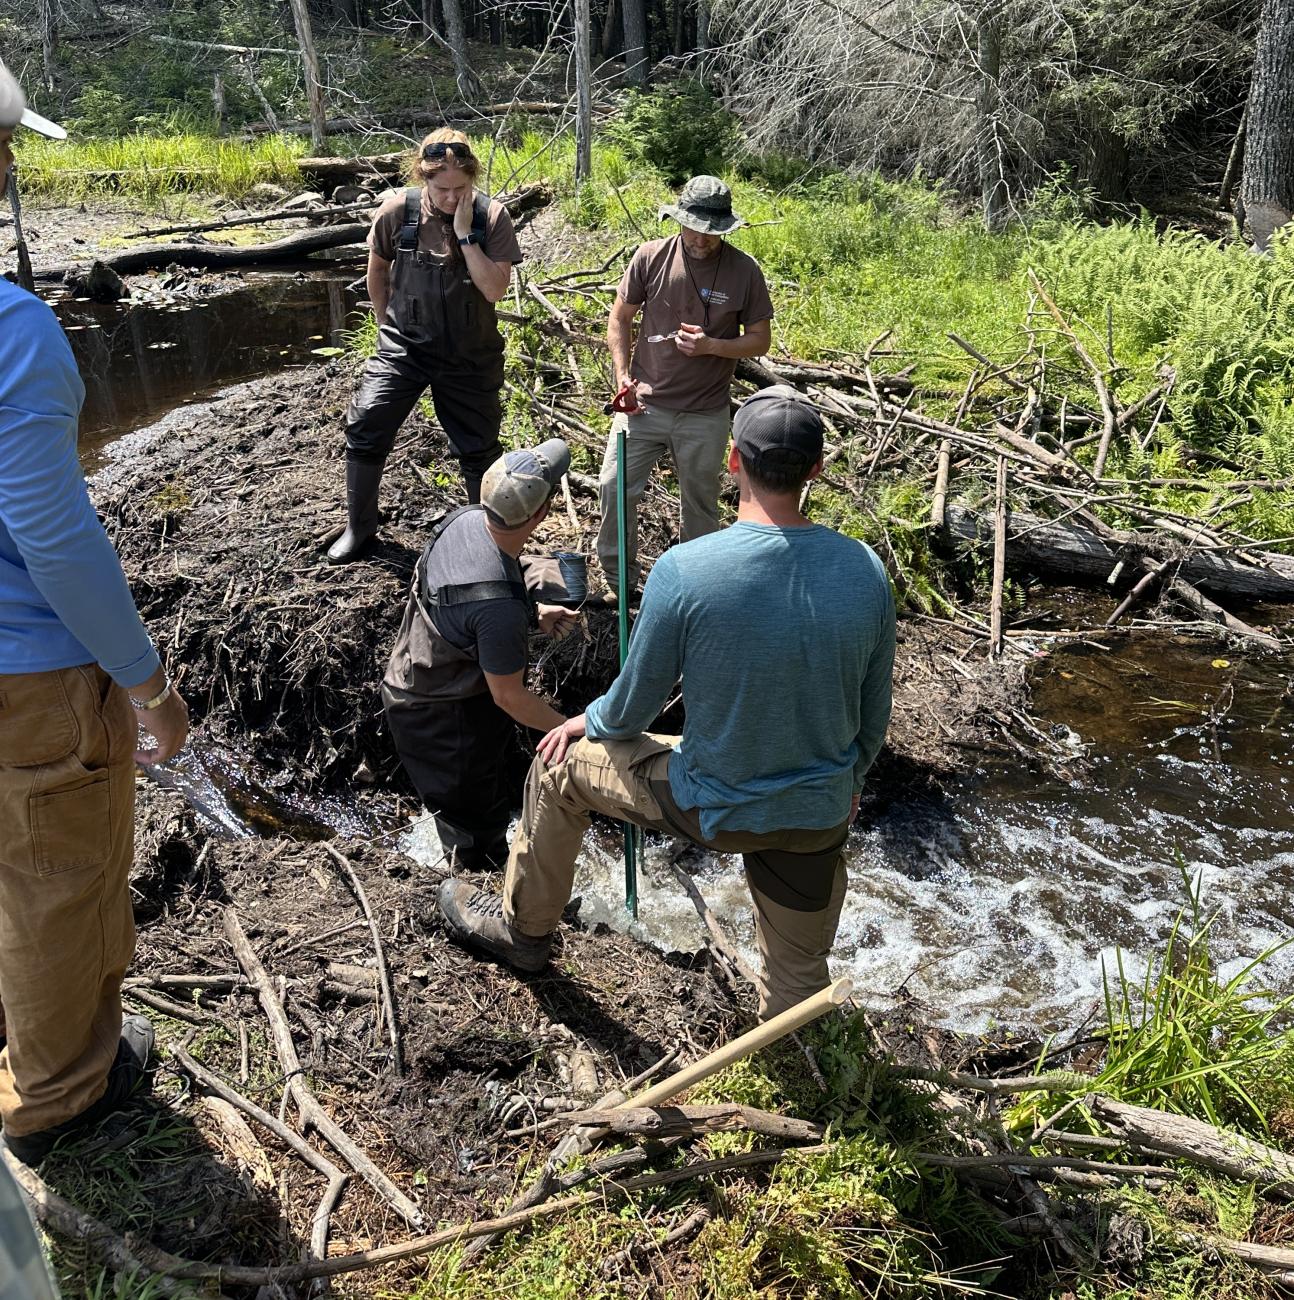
[599,175,774,597]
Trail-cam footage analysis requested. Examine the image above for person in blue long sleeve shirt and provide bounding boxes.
[0,62,190,1167]
[440,385,896,1019]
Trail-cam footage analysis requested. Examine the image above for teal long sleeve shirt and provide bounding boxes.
[584,521,896,838]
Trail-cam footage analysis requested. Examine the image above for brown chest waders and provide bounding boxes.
[330,192,505,564]
[381,507,531,869]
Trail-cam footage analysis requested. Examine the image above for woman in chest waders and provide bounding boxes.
[327,128,523,564]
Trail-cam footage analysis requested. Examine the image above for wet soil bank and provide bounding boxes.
[95,361,1029,818]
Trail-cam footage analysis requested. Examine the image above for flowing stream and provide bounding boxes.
[75,273,1294,1034]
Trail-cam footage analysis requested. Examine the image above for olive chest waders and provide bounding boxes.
[380,507,531,869]
[329,191,506,564]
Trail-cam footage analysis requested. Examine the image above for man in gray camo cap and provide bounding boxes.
[600,175,775,598]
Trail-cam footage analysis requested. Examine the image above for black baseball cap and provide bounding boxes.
[732,385,824,470]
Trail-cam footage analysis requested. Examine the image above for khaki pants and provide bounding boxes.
[596,405,731,589]
[0,666,136,1137]
[503,735,850,1020]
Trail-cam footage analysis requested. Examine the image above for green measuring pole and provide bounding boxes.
[615,421,640,918]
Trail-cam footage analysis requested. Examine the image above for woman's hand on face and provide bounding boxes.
[453,188,475,240]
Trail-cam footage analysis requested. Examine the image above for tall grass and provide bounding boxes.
[16,131,310,202]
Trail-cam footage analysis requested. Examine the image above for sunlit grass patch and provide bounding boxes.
[17,132,310,202]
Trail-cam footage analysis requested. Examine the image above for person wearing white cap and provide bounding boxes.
[0,59,190,1168]
[381,439,578,869]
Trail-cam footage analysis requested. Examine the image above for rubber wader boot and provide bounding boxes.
[463,472,484,505]
[327,459,384,565]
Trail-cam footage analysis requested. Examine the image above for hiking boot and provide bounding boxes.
[437,879,552,973]
[326,458,384,564]
[2,1015,155,1166]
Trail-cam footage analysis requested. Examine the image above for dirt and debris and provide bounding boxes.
[41,778,743,1296]
[94,361,1028,809]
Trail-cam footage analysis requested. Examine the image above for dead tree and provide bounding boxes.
[39,0,58,93]
[286,0,328,151]
[974,4,1007,232]
[1241,0,1294,251]
[441,0,484,101]
[575,0,594,181]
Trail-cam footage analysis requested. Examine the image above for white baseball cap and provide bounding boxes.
[0,58,68,139]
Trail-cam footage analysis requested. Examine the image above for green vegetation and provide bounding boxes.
[406,873,1294,1300]
[17,130,309,202]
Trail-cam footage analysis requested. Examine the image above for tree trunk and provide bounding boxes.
[575,0,594,182]
[1242,0,1294,251]
[696,0,710,52]
[420,0,438,39]
[212,72,226,135]
[975,7,1008,233]
[286,0,328,152]
[1081,125,1130,206]
[672,0,685,56]
[622,0,648,86]
[601,0,621,59]
[39,0,58,94]
[441,0,484,101]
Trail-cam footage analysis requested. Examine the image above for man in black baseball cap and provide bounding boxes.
[382,440,579,870]
[439,388,897,1021]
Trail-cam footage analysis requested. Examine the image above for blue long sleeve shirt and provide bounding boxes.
[0,280,160,688]
[585,521,896,838]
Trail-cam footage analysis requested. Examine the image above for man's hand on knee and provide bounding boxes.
[537,713,587,766]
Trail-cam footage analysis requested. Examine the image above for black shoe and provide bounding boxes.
[2,1015,155,1166]
[437,879,552,973]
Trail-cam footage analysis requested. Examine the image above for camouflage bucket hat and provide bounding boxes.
[659,175,744,235]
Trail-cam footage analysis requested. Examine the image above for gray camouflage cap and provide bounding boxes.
[659,175,744,235]
[481,438,571,527]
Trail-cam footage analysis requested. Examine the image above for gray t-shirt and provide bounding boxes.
[420,510,529,677]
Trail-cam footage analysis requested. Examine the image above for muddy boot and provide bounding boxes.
[3,1015,155,1166]
[326,459,384,565]
[437,879,552,973]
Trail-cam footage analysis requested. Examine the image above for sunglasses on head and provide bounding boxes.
[422,141,473,161]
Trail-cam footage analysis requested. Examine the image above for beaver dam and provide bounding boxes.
[24,241,1294,1298]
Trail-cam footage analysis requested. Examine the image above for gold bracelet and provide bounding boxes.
[130,681,172,712]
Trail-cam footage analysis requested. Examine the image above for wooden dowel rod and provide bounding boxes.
[616,979,852,1113]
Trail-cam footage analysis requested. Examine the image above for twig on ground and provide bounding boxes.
[221,907,423,1228]
[320,843,404,1076]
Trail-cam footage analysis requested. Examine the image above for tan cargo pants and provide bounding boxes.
[504,734,850,1020]
[596,405,731,590]
[0,665,136,1137]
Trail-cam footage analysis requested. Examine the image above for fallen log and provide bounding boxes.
[944,504,1294,603]
[1092,1096,1294,1197]
[34,222,370,281]
[36,182,553,281]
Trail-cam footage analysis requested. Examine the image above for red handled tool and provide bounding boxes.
[603,384,641,416]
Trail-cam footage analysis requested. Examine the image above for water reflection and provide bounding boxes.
[57,262,363,464]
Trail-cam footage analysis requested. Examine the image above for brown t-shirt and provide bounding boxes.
[367,189,523,264]
[618,235,774,412]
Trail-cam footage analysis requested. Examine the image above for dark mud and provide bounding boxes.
[95,361,1029,816]
[44,779,742,1295]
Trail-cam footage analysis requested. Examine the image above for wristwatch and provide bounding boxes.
[458,232,483,247]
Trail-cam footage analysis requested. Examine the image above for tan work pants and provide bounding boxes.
[503,735,850,1020]
[0,665,136,1136]
[596,404,731,590]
